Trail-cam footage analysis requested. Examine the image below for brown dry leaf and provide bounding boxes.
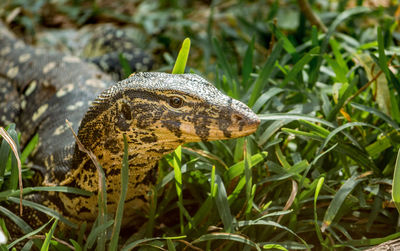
[277,179,298,224]
[353,53,392,116]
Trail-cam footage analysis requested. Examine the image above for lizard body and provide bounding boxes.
[0,22,259,229]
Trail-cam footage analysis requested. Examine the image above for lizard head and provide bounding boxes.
[77,72,259,169]
[112,72,260,144]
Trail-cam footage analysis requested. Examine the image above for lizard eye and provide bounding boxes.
[169,96,184,108]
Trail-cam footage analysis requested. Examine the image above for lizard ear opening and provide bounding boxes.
[119,100,132,121]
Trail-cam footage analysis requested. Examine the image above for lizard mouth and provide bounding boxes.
[179,113,260,142]
[210,112,260,140]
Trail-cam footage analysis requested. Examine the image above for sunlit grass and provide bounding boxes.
[1,1,400,250]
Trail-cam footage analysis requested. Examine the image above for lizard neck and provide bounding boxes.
[70,123,181,193]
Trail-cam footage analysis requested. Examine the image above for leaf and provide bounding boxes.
[121,236,186,251]
[172,38,191,74]
[84,220,114,250]
[109,135,129,251]
[7,197,77,228]
[41,219,58,251]
[259,113,363,148]
[350,102,399,129]
[0,129,11,188]
[243,140,253,216]
[321,176,364,231]
[0,186,92,199]
[192,233,261,251]
[252,87,284,114]
[20,133,38,165]
[365,134,392,159]
[355,52,391,115]
[340,231,400,247]
[7,219,51,249]
[309,6,370,84]
[242,37,254,88]
[214,175,233,232]
[280,46,320,88]
[376,26,400,94]
[314,177,325,246]
[263,244,288,250]
[212,38,239,98]
[69,239,82,251]
[224,152,268,181]
[318,122,382,153]
[172,145,184,233]
[237,220,309,249]
[248,40,283,107]
[392,148,400,214]
[0,206,32,234]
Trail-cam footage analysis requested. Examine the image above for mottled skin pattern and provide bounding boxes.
[0,22,260,230]
[82,25,154,80]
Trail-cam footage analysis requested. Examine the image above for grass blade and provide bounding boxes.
[314,177,326,247]
[122,236,186,251]
[248,40,283,107]
[392,148,400,214]
[224,152,267,180]
[109,135,129,250]
[214,174,234,232]
[280,46,319,88]
[350,102,399,129]
[7,197,77,228]
[7,219,51,249]
[85,220,114,250]
[321,176,364,231]
[241,37,254,89]
[0,205,32,234]
[237,220,309,250]
[172,38,191,74]
[172,145,184,233]
[20,133,38,165]
[41,218,58,251]
[192,233,261,251]
[309,6,370,84]
[0,186,92,199]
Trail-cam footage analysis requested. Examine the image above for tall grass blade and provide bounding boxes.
[6,127,20,191]
[350,103,399,129]
[172,38,191,74]
[392,148,400,214]
[0,206,32,234]
[7,219,51,249]
[321,176,364,231]
[41,219,58,251]
[280,46,319,87]
[20,133,38,165]
[212,38,238,98]
[237,220,309,249]
[214,174,233,232]
[309,6,369,84]
[313,177,326,247]
[7,197,77,228]
[121,236,186,251]
[248,40,283,107]
[224,152,267,181]
[84,220,114,250]
[109,135,129,250]
[0,186,92,199]
[192,233,261,251]
[242,37,254,89]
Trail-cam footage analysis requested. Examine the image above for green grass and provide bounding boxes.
[1,1,400,250]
